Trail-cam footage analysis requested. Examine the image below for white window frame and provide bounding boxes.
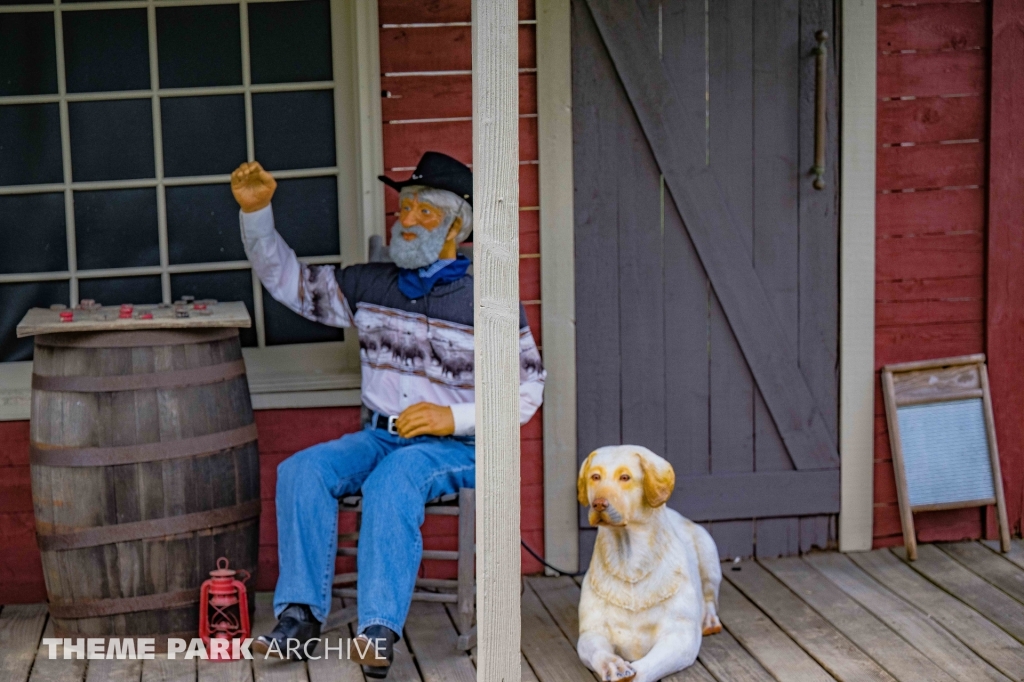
[0,0,383,420]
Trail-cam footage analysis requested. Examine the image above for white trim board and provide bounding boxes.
[838,0,877,551]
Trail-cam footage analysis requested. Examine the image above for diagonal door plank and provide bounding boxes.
[580,0,839,471]
[718,580,835,682]
[761,557,956,682]
[941,541,1024,605]
[850,549,1024,681]
[896,545,1024,643]
[727,561,895,681]
[807,552,1009,682]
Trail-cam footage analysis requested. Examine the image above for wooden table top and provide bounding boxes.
[16,301,252,337]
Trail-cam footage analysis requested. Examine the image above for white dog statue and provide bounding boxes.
[577,445,722,682]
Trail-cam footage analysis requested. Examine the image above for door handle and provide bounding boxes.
[812,31,828,190]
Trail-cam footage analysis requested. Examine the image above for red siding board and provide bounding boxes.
[876,232,984,281]
[378,0,535,24]
[878,50,987,98]
[875,321,985,367]
[383,117,538,169]
[876,142,986,191]
[520,257,540,301]
[875,187,986,237]
[0,421,29,468]
[379,26,536,73]
[876,298,984,327]
[382,73,537,121]
[874,459,899,506]
[877,96,986,145]
[383,165,538,212]
[876,276,985,303]
[0,468,32,514]
[878,3,988,52]
[524,302,541,343]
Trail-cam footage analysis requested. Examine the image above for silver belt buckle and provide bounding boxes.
[387,414,399,435]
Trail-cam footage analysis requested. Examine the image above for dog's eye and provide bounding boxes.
[590,473,601,481]
[619,474,631,482]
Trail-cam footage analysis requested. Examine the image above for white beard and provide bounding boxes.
[388,219,451,270]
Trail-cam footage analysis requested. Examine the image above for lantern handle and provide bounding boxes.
[235,569,251,585]
[217,557,230,571]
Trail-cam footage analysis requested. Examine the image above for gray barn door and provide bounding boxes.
[574,0,839,560]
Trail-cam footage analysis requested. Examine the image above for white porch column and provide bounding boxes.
[472,0,521,680]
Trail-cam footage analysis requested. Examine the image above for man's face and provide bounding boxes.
[389,191,453,270]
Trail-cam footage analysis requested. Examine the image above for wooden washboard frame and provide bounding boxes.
[881,354,1011,560]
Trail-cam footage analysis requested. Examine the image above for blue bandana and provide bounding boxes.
[397,255,471,300]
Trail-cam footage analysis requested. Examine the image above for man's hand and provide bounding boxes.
[231,161,277,213]
[396,402,455,438]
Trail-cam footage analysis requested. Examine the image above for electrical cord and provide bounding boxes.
[520,538,587,577]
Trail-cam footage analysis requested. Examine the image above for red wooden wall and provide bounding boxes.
[0,0,545,604]
[873,0,1020,547]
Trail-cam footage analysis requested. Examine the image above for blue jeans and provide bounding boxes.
[272,425,475,636]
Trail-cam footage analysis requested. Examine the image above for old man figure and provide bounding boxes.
[230,152,545,677]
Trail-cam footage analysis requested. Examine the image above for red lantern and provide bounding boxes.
[199,557,251,660]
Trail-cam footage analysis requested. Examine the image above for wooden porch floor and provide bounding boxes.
[4,540,1024,682]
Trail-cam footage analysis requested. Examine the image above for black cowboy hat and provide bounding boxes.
[378,151,473,205]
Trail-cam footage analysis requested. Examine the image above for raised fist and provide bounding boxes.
[231,161,277,213]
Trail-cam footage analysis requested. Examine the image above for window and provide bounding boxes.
[0,0,382,417]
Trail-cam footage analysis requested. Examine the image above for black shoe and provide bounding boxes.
[251,603,322,661]
[353,625,398,679]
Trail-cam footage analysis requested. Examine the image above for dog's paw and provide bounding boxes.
[702,608,722,636]
[598,656,636,682]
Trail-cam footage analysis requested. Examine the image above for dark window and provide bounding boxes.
[0,103,63,186]
[0,280,70,362]
[166,184,247,264]
[0,13,58,96]
[78,275,163,306]
[263,286,343,346]
[74,188,160,270]
[249,0,331,84]
[253,90,335,170]
[161,95,246,177]
[172,270,257,347]
[63,10,150,93]
[69,99,154,181]
[270,177,339,257]
[157,4,242,88]
[0,193,67,274]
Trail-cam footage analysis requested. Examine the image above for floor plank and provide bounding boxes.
[662,663,717,682]
[727,561,895,682]
[141,655,197,682]
[28,621,87,682]
[983,539,1024,570]
[403,602,475,682]
[807,552,1009,682]
[525,576,581,646]
[250,594,308,682]
[521,583,595,682]
[761,557,956,682]
[850,549,1024,681]
[196,660,253,682]
[718,579,835,682]
[0,604,48,682]
[697,628,775,682]
[941,542,1024,605]
[84,659,143,682]
[896,545,1024,643]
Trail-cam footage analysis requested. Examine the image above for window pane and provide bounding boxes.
[249,0,331,84]
[253,91,335,171]
[63,10,150,93]
[157,5,241,88]
[263,285,343,346]
[78,275,162,307]
[171,270,256,347]
[0,280,69,362]
[166,184,246,264]
[69,99,154,181]
[0,193,66,274]
[161,95,246,177]
[0,104,62,186]
[74,188,159,270]
[0,13,57,96]
[269,177,339,257]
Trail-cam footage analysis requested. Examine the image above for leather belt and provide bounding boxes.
[364,407,399,435]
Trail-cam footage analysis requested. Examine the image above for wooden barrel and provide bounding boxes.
[28,327,260,646]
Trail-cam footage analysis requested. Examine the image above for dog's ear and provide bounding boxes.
[577,451,597,507]
[637,449,675,508]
